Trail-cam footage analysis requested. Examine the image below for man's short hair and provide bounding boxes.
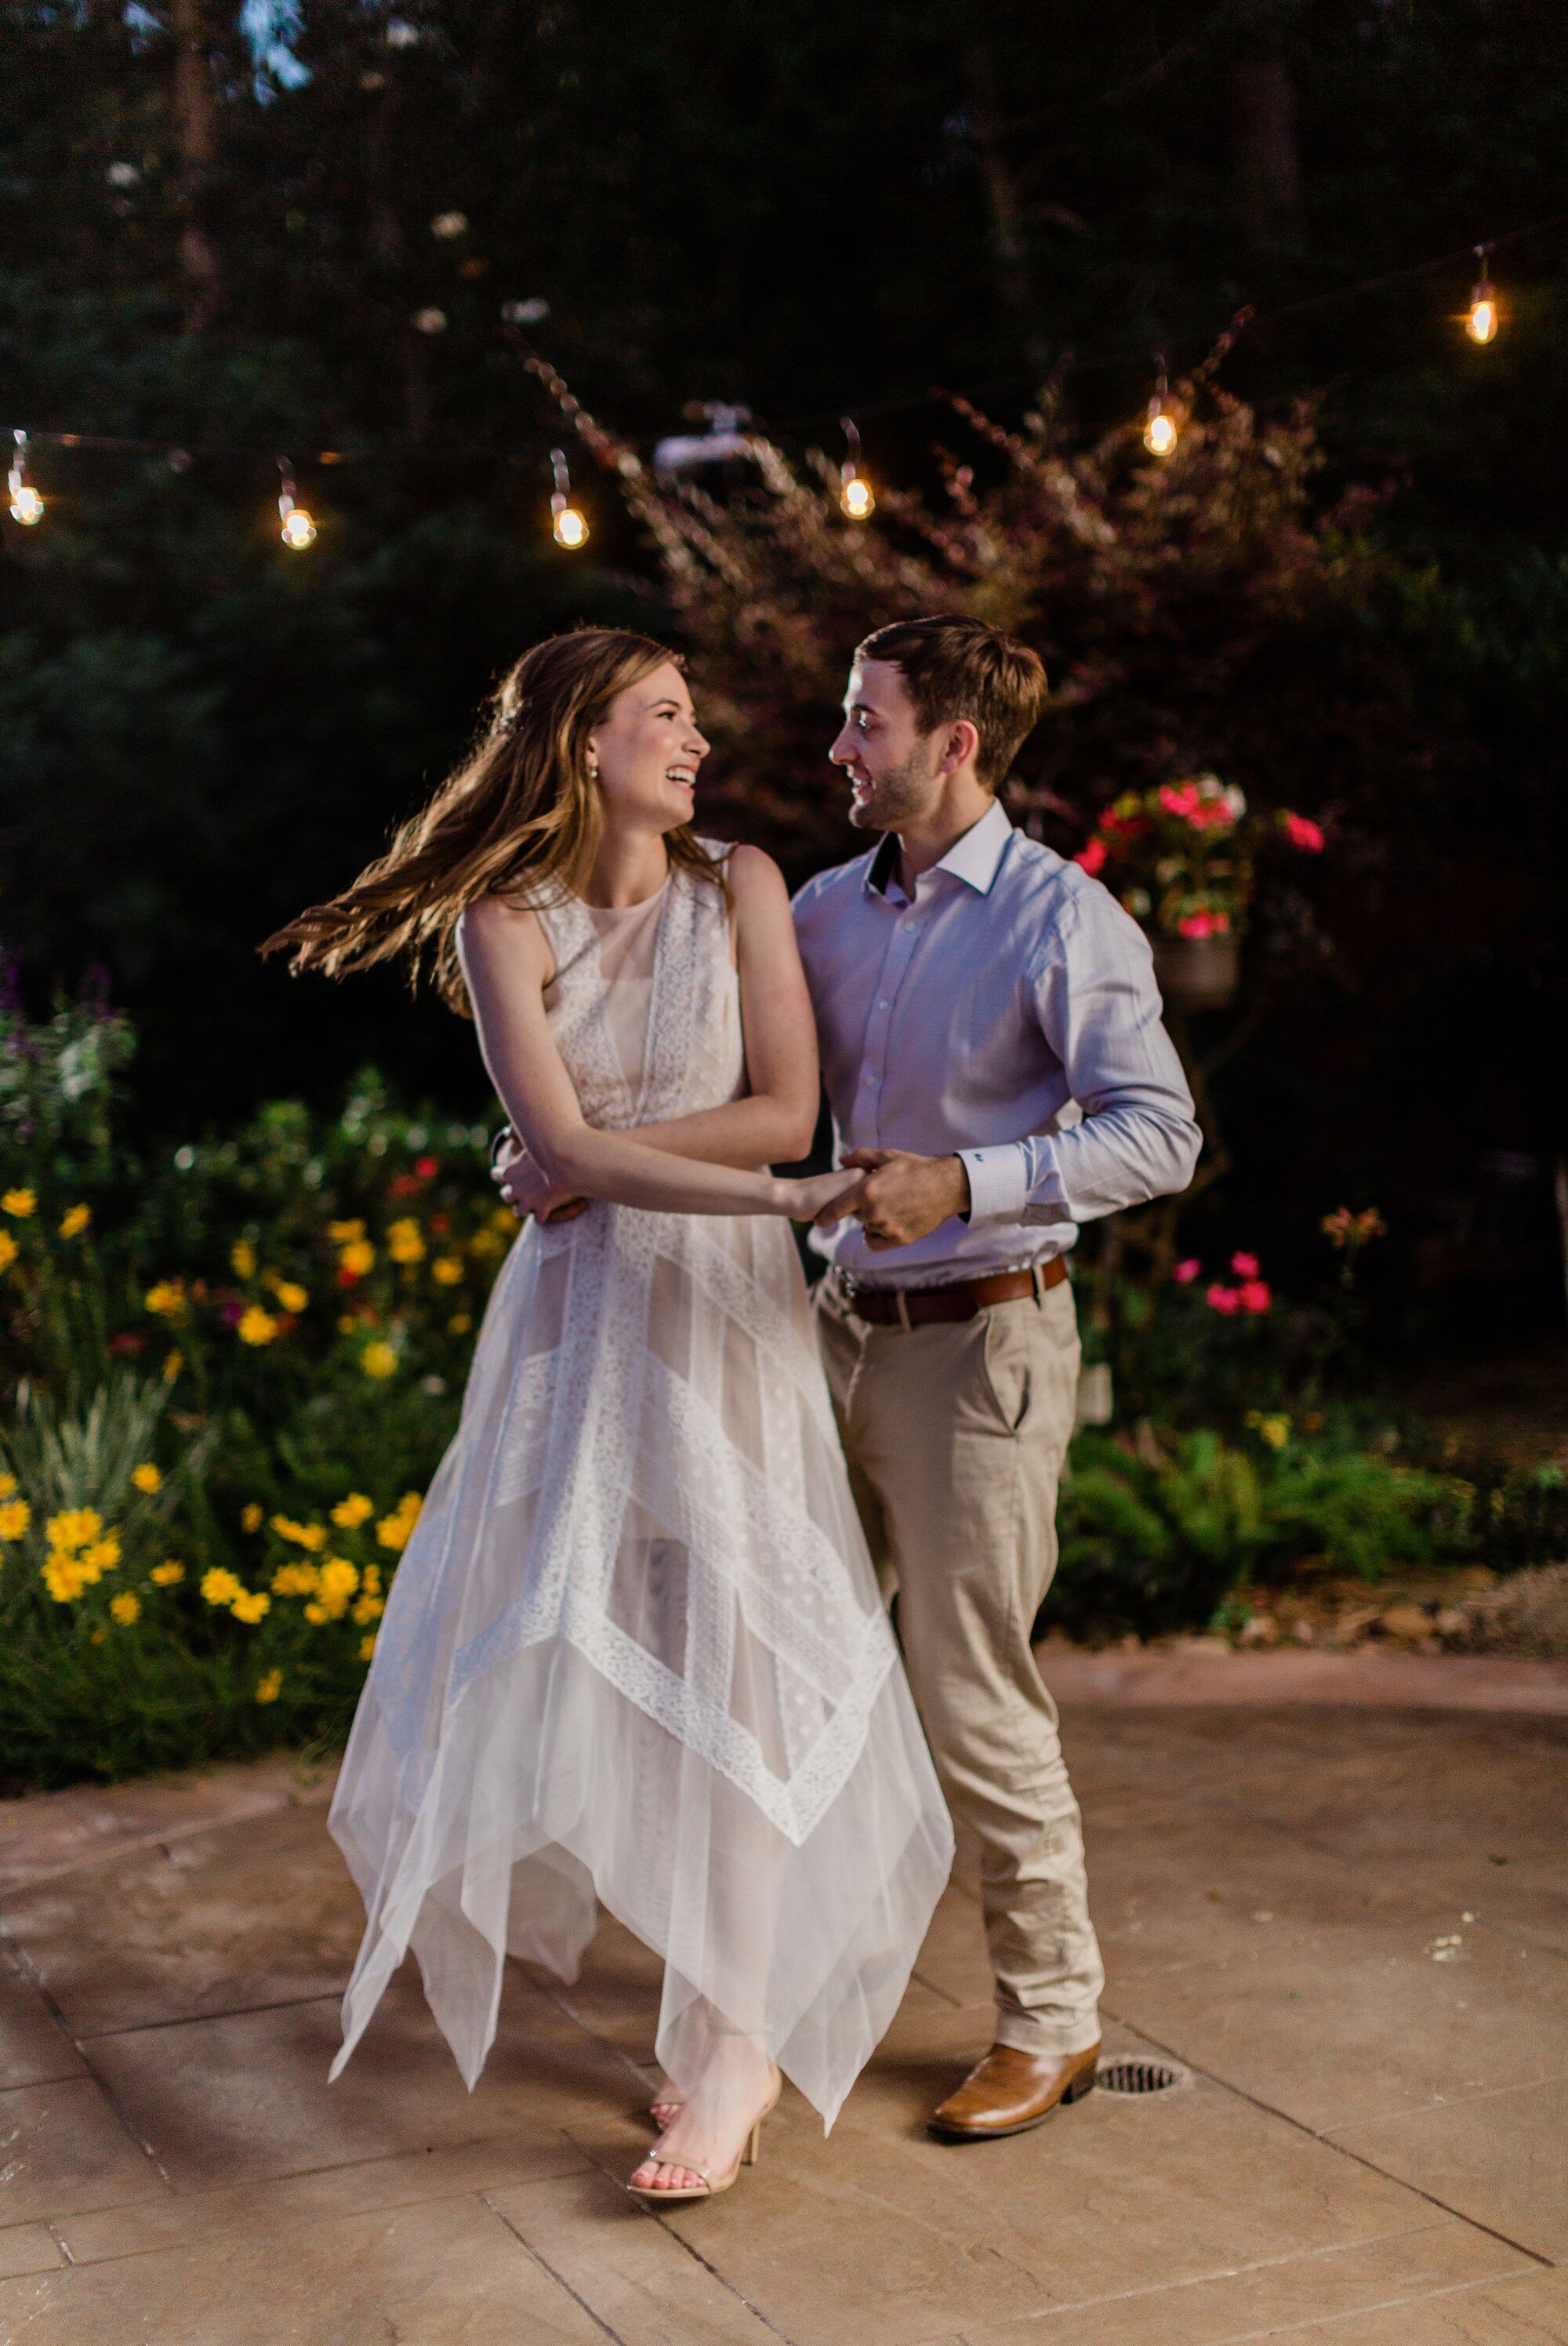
[855,616,1047,790]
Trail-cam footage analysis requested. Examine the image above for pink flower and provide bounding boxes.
[1238,1279,1273,1314]
[413,1154,440,1180]
[1283,812,1324,853]
[1073,837,1108,875]
[1230,1251,1259,1277]
[1178,911,1217,939]
[1206,1284,1241,1314]
[1187,798,1236,830]
[1159,782,1202,820]
[1172,1258,1202,1284]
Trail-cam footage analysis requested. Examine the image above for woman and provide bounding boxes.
[267,630,953,2202]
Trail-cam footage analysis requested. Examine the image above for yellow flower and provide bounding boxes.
[162,1348,183,1384]
[430,1255,464,1286]
[80,1536,120,1578]
[230,1588,270,1625]
[151,1560,185,1585]
[337,1313,360,1334]
[237,1305,279,1346]
[270,1515,327,1550]
[361,1340,398,1380]
[303,1600,328,1625]
[0,1473,14,1498]
[144,1279,186,1318]
[386,1216,425,1264]
[270,1279,308,1314]
[328,1218,365,1242]
[2,1188,36,1217]
[42,1552,86,1601]
[241,1502,263,1533]
[316,1556,361,1618]
[467,1228,506,1262]
[59,1203,91,1238]
[331,1492,374,1528]
[0,1498,31,1540]
[358,1632,378,1661]
[200,1567,243,1607]
[361,1563,382,1596]
[230,1239,257,1279]
[352,1592,385,1625]
[270,1560,320,1596]
[255,1668,283,1705]
[131,1462,162,1494]
[338,1238,376,1278]
[109,1592,141,1625]
[0,1232,16,1272]
[90,1625,106,1644]
[491,1205,517,1234]
[447,1312,472,1335]
[45,1507,103,1553]
[375,1491,423,1551]
[1244,1410,1292,1452]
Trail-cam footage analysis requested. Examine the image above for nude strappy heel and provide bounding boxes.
[628,2071,779,2204]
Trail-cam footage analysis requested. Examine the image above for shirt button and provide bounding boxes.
[877,999,888,1010]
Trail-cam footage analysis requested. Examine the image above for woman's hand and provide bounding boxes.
[779,1168,866,1223]
[492,1128,590,1225]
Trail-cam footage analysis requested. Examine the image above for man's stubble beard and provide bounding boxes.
[845,745,938,833]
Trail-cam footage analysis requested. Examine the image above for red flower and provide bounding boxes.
[428,1211,450,1235]
[108,1331,147,1355]
[1283,812,1324,853]
[1073,837,1108,875]
[1230,1251,1259,1277]
[1178,911,1217,940]
[414,1155,440,1180]
[1159,782,1202,820]
[389,1172,421,1198]
[1206,1284,1241,1314]
[336,1265,362,1288]
[1172,1258,1201,1284]
[1238,1279,1273,1314]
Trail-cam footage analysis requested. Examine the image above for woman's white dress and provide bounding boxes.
[328,851,953,2128]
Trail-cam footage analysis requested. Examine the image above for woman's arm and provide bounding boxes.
[457,892,844,1221]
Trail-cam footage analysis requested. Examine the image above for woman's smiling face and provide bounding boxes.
[589,661,710,834]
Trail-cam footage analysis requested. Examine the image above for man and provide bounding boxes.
[793,615,1200,2139]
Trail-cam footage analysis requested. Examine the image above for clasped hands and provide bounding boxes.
[492,1128,970,1251]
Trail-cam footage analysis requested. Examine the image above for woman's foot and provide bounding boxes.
[629,2064,779,2197]
[648,2090,683,2130]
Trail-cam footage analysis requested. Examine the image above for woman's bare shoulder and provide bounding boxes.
[721,842,788,904]
[456,892,552,975]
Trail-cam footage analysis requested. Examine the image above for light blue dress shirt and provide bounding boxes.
[791,800,1202,1289]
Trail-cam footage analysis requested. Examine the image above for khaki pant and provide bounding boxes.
[815,1273,1104,2058]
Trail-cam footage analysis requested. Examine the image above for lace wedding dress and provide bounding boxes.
[328,849,953,2129]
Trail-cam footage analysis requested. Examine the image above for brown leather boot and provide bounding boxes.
[930,2041,1101,2140]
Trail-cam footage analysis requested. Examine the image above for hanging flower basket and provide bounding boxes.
[1152,932,1240,1011]
[1072,773,1324,1015]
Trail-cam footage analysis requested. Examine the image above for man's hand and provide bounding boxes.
[491,1129,589,1226]
[814,1149,970,1249]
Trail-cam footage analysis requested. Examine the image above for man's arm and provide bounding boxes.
[818,882,1200,1250]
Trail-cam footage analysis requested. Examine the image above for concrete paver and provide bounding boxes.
[0,1678,1562,2344]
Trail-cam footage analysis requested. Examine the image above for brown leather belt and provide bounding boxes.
[836,1256,1069,1328]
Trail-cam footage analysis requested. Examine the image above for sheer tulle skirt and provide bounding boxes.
[328,1200,953,2130]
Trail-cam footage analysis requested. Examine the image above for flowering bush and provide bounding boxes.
[1071,773,1324,942]
[0,977,512,1785]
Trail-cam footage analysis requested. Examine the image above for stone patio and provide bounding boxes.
[2,1654,1565,2344]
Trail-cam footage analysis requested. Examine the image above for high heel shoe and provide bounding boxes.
[627,2071,780,2204]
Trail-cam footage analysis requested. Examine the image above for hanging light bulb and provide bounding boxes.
[838,417,875,520]
[7,430,43,525]
[1465,244,1499,344]
[549,446,589,548]
[276,457,317,549]
[1142,360,1178,458]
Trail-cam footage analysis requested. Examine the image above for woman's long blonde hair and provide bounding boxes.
[263,628,724,1015]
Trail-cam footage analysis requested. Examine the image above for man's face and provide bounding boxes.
[829,659,945,833]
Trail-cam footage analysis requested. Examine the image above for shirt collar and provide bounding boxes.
[865,797,1013,900]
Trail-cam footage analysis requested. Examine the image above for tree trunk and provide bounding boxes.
[170,0,220,332]
[1231,55,1303,238]
[963,38,1047,373]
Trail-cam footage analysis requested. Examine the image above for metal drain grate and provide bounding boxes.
[1096,2057,1187,2096]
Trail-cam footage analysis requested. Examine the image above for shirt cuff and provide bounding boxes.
[958,1143,1031,1225]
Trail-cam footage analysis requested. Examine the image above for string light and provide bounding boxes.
[838,417,875,520]
[7,430,43,525]
[276,458,317,550]
[549,445,589,548]
[1142,359,1178,458]
[1465,244,1499,344]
